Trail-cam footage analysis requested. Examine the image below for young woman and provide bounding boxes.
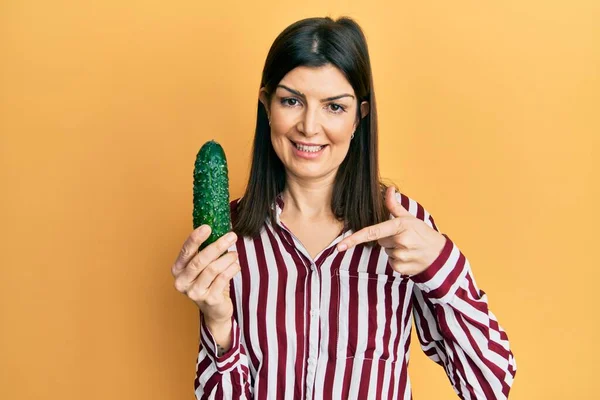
[172,16,516,399]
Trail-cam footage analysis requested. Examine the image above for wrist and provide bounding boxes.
[203,314,231,330]
[199,316,242,371]
[202,314,233,352]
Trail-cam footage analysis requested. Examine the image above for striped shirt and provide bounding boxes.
[194,192,517,399]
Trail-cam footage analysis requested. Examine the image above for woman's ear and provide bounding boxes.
[353,101,370,131]
[360,101,369,119]
[259,87,270,117]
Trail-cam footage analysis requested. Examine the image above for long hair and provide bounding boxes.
[233,16,393,246]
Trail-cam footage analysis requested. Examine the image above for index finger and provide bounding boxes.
[191,230,238,272]
[172,225,212,275]
[337,218,405,251]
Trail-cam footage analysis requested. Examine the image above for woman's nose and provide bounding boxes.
[297,108,321,136]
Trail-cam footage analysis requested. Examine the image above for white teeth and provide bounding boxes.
[295,143,324,153]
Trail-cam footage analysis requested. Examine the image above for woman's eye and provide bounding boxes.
[280,97,345,114]
[281,98,300,107]
[328,103,346,113]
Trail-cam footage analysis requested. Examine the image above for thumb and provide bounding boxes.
[385,186,410,217]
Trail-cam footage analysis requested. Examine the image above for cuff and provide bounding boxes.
[200,314,242,374]
[410,234,468,301]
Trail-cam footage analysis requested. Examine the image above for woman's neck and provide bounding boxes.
[281,177,336,221]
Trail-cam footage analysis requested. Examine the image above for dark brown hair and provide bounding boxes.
[233,16,394,245]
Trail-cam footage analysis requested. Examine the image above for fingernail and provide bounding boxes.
[225,232,237,242]
[338,244,347,252]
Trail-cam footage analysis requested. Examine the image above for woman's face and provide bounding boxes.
[260,64,368,183]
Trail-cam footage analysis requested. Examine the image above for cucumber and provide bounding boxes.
[193,140,232,251]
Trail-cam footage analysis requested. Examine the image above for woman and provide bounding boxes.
[172,16,517,399]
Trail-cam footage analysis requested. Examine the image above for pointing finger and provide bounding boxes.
[337,218,406,252]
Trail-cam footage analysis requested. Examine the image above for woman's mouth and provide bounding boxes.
[290,140,327,159]
[293,142,325,152]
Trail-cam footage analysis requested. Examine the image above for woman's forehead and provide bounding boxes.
[277,65,354,97]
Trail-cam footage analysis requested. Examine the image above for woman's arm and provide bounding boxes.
[194,313,253,399]
[410,210,517,400]
[334,189,517,398]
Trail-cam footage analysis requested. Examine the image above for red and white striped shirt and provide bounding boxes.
[194,192,517,399]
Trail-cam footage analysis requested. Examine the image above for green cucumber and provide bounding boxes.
[193,140,232,251]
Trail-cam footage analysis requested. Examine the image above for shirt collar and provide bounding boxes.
[270,192,353,239]
[271,192,285,228]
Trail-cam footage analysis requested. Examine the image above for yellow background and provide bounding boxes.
[1,1,598,399]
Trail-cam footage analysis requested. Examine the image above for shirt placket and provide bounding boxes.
[276,224,322,398]
[272,197,348,399]
[305,260,321,399]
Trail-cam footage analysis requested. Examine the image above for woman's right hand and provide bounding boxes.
[171,225,240,329]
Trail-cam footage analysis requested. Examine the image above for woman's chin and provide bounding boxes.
[285,163,339,181]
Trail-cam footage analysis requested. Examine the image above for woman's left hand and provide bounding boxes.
[336,186,447,276]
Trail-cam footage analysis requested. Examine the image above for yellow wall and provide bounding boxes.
[1,1,598,399]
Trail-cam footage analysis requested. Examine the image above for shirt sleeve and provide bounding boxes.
[194,313,252,399]
[406,198,517,399]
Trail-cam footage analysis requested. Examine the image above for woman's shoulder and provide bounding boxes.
[230,197,242,208]
[229,197,243,221]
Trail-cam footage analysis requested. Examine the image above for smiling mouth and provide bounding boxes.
[290,140,327,153]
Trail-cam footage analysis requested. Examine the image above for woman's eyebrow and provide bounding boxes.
[277,84,355,102]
